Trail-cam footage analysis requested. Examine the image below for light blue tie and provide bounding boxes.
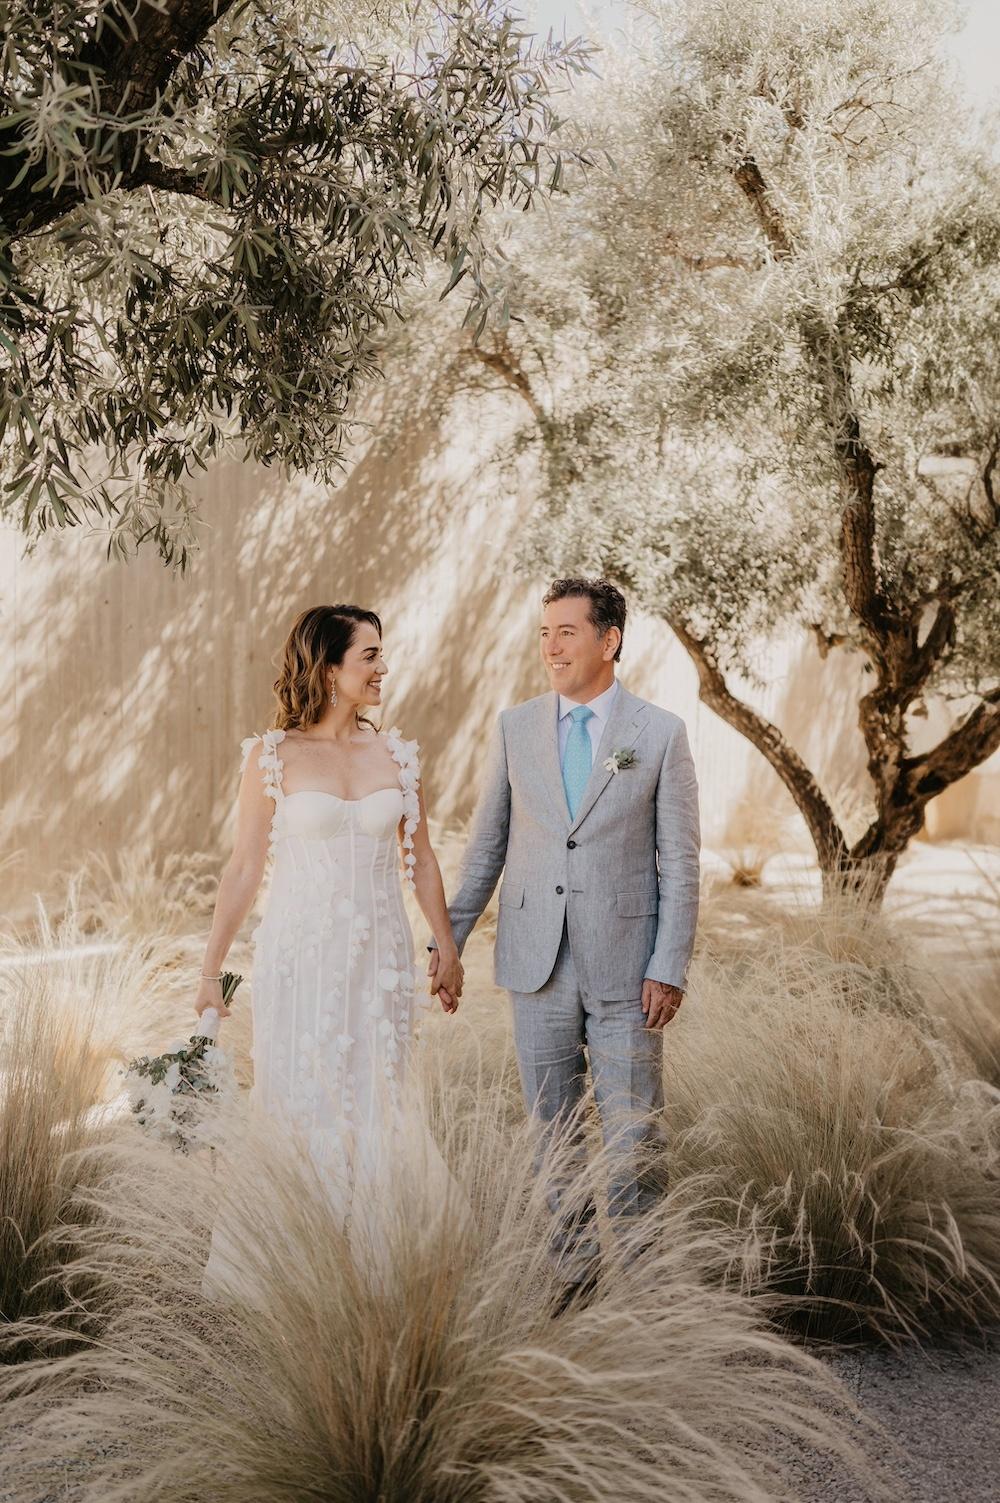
[562,704,595,819]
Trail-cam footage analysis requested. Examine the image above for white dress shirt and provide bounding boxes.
[557,677,620,765]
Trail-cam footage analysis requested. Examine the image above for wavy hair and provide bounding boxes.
[542,577,627,662]
[271,605,383,731]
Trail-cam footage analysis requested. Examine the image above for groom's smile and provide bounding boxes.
[540,593,621,703]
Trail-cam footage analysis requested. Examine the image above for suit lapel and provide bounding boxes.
[568,686,648,834]
[537,692,570,828]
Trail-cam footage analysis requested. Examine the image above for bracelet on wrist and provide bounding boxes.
[200,973,223,981]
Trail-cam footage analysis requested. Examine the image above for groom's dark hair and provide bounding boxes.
[542,577,626,663]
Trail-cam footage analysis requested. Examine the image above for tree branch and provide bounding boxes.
[0,0,239,236]
[810,623,849,659]
[727,149,900,648]
[666,612,849,869]
[78,0,241,110]
[729,153,794,259]
[980,433,1000,531]
[904,692,1000,805]
[468,334,547,425]
[128,159,217,203]
[728,123,938,847]
[663,231,762,274]
[904,599,957,703]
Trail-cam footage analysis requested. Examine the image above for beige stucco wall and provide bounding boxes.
[2,383,996,920]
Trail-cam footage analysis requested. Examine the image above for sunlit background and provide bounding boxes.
[3,10,1000,1495]
[1,0,997,920]
[528,0,999,109]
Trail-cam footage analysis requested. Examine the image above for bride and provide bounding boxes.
[194,603,466,1284]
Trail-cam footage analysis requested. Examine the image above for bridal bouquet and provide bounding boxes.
[123,972,243,1154]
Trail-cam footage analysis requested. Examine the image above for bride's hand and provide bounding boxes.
[429,947,464,1012]
[194,977,231,1024]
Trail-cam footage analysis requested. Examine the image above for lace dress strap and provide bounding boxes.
[385,725,420,893]
[239,728,286,797]
[239,734,261,776]
[239,728,286,858]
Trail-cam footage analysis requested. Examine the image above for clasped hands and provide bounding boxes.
[426,946,464,1014]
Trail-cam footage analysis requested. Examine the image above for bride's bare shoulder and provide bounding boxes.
[368,725,397,758]
[275,727,317,759]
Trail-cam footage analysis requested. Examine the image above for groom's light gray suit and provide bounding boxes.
[443,678,701,1282]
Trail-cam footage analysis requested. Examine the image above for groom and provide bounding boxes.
[429,577,701,1310]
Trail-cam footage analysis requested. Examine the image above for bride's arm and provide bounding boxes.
[194,760,272,1022]
[406,783,463,1010]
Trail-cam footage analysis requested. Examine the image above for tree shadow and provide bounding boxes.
[0,361,547,919]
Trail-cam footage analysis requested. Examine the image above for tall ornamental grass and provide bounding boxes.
[664,883,1000,1345]
[0,971,114,1360]
[0,1069,897,1503]
[420,871,1000,1347]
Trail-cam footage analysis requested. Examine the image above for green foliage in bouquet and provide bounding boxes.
[123,972,243,1152]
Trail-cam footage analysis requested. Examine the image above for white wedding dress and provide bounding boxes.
[202,724,467,1297]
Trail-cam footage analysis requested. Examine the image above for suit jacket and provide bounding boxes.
[443,683,701,999]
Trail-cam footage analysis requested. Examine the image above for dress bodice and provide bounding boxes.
[274,787,405,842]
[239,725,421,891]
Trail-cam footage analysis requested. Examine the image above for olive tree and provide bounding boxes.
[0,0,587,565]
[427,0,1000,901]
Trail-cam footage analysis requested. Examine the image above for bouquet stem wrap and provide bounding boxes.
[124,972,244,1151]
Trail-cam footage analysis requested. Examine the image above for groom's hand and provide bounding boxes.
[437,985,459,1014]
[642,979,683,1029]
[427,949,461,1014]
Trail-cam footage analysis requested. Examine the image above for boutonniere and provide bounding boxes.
[604,747,638,774]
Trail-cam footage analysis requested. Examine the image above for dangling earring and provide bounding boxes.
[329,679,338,707]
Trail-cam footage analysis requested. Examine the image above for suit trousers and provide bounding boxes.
[508,918,670,1285]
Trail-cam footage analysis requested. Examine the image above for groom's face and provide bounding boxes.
[540,596,616,700]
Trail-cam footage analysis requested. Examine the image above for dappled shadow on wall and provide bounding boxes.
[0,369,548,919]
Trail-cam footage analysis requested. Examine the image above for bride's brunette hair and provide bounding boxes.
[271,604,383,731]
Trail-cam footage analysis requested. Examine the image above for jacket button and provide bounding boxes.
[555,885,564,894]
[567,839,576,849]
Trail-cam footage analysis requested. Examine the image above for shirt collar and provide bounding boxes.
[558,677,619,723]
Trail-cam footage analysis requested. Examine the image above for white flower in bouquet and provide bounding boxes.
[123,972,244,1154]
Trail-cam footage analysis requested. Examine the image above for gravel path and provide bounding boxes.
[778,1339,1000,1502]
[4,1341,999,1501]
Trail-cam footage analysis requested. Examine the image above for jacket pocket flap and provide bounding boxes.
[617,888,659,917]
[498,882,525,909]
